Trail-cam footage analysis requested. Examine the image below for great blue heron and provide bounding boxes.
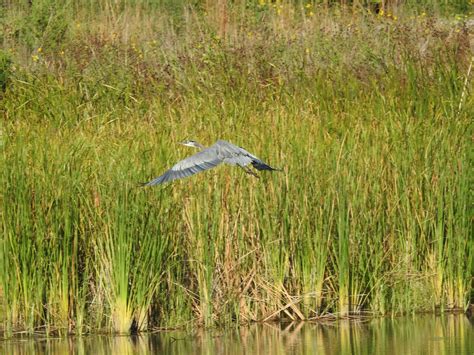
[143,140,280,186]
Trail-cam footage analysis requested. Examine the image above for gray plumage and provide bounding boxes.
[143,140,280,186]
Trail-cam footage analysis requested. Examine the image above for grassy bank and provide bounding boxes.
[1,1,473,336]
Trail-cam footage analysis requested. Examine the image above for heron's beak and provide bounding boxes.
[179,141,196,148]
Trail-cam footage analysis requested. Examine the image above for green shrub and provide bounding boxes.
[20,0,70,51]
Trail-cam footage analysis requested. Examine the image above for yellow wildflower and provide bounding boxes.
[32,55,39,62]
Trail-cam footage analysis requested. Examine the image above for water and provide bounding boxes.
[1,315,473,354]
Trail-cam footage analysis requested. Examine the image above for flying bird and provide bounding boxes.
[143,140,280,186]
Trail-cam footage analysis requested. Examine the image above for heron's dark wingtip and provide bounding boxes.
[251,160,282,172]
[266,165,283,171]
[139,178,161,187]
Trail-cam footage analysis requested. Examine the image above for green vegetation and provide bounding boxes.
[1,0,473,336]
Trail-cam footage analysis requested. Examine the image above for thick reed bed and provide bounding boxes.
[1,1,473,335]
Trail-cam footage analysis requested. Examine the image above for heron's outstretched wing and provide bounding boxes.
[143,148,222,186]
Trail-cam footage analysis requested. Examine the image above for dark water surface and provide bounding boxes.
[1,315,473,354]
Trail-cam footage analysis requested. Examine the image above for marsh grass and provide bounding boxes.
[1,0,473,335]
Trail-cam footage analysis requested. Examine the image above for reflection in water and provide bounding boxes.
[1,315,473,355]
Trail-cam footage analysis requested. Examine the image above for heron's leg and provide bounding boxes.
[239,165,259,179]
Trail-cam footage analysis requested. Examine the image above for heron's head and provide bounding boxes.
[179,140,204,149]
